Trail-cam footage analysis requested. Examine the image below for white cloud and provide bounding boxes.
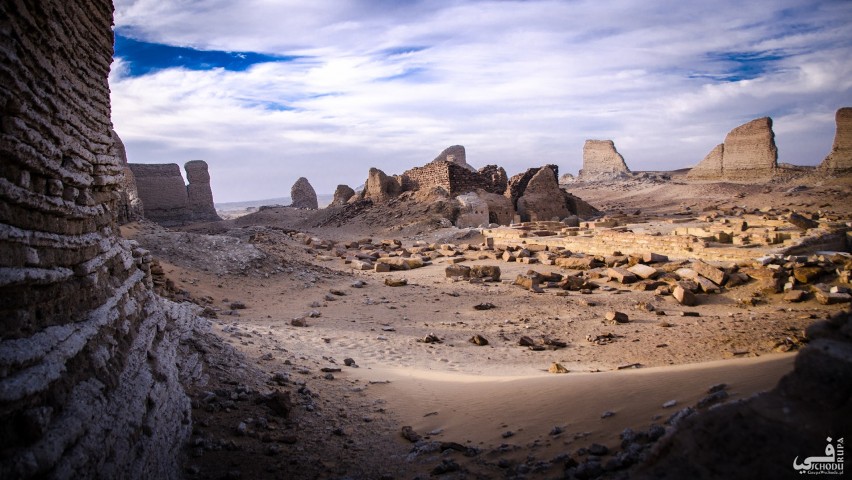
[111,0,852,202]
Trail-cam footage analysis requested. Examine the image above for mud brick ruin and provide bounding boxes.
[400,147,507,196]
[112,130,144,224]
[578,140,631,180]
[0,2,203,477]
[688,117,778,182]
[129,160,221,225]
[820,107,852,174]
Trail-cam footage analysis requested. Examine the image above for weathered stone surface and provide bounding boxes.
[686,144,724,180]
[0,2,199,477]
[788,212,819,230]
[505,165,559,209]
[579,140,630,180]
[628,264,658,279]
[290,177,319,209]
[445,264,472,278]
[691,260,726,286]
[433,145,474,171]
[477,190,514,225]
[608,267,638,284]
[470,265,501,281]
[688,117,777,182]
[113,130,144,224]
[556,256,604,270]
[819,107,852,174]
[185,160,221,221]
[364,168,401,203]
[673,285,698,306]
[331,184,355,206]
[455,193,490,228]
[516,166,570,222]
[606,311,630,324]
[478,165,508,194]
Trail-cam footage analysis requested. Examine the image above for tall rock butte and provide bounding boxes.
[578,140,630,180]
[185,160,221,221]
[688,117,777,182]
[290,177,319,209]
[819,107,852,174]
[0,1,201,477]
[129,161,221,225]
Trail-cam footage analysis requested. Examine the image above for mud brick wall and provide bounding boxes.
[0,1,194,478]
[820,107,852,173]
[402,160,495,197]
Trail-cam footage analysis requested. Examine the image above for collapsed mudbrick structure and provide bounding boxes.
[688,117,778,182]
[112,130,144,224]
[330,184,355,206]
[289,177,318,209]
[129,161,221,225]
[820,107,852,174]
[578,140,631,180]
[0,1,202,477]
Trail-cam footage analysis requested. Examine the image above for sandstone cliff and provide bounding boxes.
[688,117,778,182]
[819,107,852,174]
[0,2,200,477]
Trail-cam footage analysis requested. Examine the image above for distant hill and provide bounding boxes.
[216,194,334,212]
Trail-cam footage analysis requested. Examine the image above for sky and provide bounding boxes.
[110,0,852,203]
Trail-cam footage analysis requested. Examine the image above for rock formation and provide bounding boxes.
[0,1,199,477]
[112,130,144,224]
[819,107,852,174]
[185,160,222,221]
[363,168,402,203]
[454,193,490,228]
[516,166,570,221]
[290,177,318,209]
[330,184,355,206]
[578,140,630,180]
[129,162,221,225]
[433,145,475,172]
[688,117,778,182]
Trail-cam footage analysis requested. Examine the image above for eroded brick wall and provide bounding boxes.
[0,1,193,477]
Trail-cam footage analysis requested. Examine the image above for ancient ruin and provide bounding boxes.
[432,145,474,171]
[330,184,356,206]
[362,167,402,203]
[290,177,318,209]
[819,107,852,174]
[400,159,506,197]
[185,160,221,221]
[688,117,778,182]
[112,130,144,224]
[129,161,221,225]
[578,140,631,180]
[0,2,199,477]
[454,193,490,228]
[516,166,570,222]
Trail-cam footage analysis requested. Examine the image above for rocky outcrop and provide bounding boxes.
[455,193,490,228]
[688,117,777,182]
[185,160,221,221]
[129,162,220,224]
[0,1,198,478]
[330,184,355,206]
[113,130,144,224]
[578,140,630,180]
[290,177,318,209]
[819,107,852,174]
[433,145,474,172]
[363,168,401,203]
[516,166,570,221]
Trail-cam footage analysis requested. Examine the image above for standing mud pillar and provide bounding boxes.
[0,1,193,478]
[185,160,222,221]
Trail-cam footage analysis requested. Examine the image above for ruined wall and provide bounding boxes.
[129,163,190,223]
[505,164,559,209]
[330,184,355,207]
[0,1,193,477]
[185,160,221,220]
[432,145,474,171]
[516,166,570,222]
[113,130,144,224]
[129,162,220,224]
[688,117,777,182]
[686,144,724,180]
[455,193,489,228]
[402,160,497,197]
[363,167,402,203]
[819,107,852,174]
[578,140,630,180]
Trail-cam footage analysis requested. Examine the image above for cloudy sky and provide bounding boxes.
[110,0,852,203]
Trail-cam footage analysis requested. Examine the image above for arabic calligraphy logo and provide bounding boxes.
[794,437,844,475]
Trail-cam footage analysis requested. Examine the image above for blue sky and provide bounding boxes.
[111,0,852,202]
